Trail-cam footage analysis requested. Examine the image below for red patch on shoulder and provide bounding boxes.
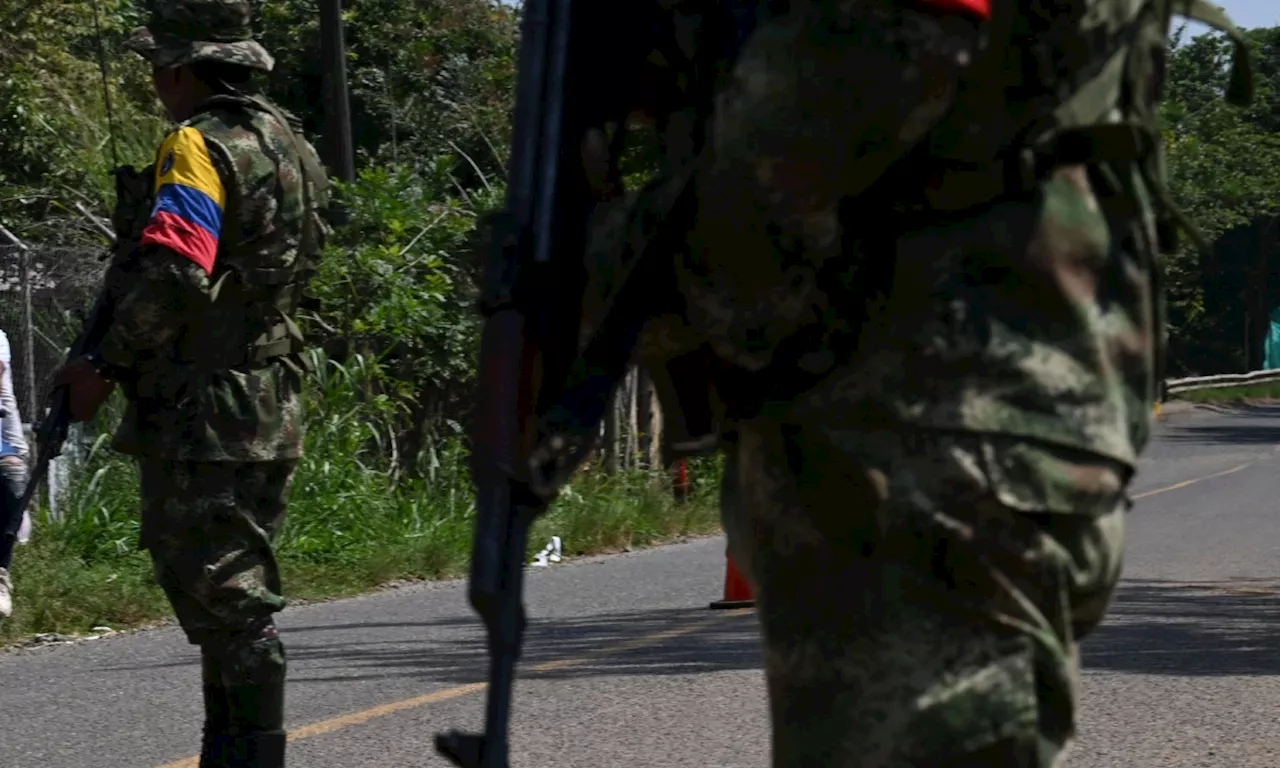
[916,0,990,21]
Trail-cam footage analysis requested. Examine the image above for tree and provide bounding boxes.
[1160,25,1280,374]
[0,0,522,479]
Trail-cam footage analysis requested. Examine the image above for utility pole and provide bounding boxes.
[319,0,356,224]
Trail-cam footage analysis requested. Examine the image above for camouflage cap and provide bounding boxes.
[125,0,274,72]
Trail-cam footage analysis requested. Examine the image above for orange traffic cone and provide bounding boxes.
[709,548,755,609]
[672,458,690,504]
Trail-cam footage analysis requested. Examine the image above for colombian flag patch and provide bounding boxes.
[140,126,225,274]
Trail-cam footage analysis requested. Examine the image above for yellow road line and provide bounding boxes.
[1131,461,1254,500]
[152,447,1279,766]
[155,609,750,767]
[291,683,487,741]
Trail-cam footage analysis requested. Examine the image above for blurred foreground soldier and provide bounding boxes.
[540,0,1256,764]
[53,1,328,764]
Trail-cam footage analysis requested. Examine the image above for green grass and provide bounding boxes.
[1,544,173,641]
[0,456,724,647]
[0,353,726,647]
[1174,381,1280,404]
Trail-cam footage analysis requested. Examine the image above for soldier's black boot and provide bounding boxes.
[224,678,287,767]
[200,651,233,768]
[219,619,288,767]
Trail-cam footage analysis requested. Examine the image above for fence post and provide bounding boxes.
[0,225,37,420]
[17,240,36,422]
[635,367,663,472]
[0,226,44,515]
[625,367,639,470]
[47,457,61,522]
[603,391,619,474]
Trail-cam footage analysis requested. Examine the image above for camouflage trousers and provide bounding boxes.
[139,458,295,686]
[720,421,1127,767]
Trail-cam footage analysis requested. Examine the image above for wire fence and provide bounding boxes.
[0,239,109,519]
[0,242,109,420]
[0,234,691,515]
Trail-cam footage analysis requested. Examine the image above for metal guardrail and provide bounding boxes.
[1165,368,1280,395]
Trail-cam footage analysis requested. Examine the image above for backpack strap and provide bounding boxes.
[1175,0,1253,106]
[238,95,331,257]
[1138,0,1254,254]
[922,0,1254,224]
[240,95,330,345]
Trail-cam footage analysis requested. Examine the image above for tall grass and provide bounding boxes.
[1175,381,1280,404]
[0,353,723,645]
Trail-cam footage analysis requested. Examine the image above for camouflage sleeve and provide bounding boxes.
[95,124,229,370]
[95,249,211,370]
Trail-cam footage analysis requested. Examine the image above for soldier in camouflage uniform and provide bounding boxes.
[552,0,1255,764]
[55,1,328,765]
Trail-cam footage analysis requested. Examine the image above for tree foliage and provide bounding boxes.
[1161,25,1280,374]
[0,0,518,476]
[0,0,166,232]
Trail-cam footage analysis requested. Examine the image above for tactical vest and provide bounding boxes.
[887,0,1254,405]
[765,0,1254,404]
[644,0,1257,452]
[178,93,331,374]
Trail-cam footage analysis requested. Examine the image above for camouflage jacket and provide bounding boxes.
[572,0,1252,476]
[785,0,1250,471]
[98,93,327,462]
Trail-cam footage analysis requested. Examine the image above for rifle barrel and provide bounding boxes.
[435,0,609,760]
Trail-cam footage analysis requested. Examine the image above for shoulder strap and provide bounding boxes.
[235,95,329,367]
[195,93,331,219]
[921,0,1018,166]
[1136,0,1255,254]
[244,95,332,207]
[193,93,330,367]
[1173,0,1254,106]
[242,96,329,286]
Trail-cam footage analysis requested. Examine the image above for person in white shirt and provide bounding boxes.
[0,328,31,619]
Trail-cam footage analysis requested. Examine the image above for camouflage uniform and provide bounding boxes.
[91,1,327,764]
[569,0,1253,764]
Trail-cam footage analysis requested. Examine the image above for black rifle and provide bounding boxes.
[432,0,666,765]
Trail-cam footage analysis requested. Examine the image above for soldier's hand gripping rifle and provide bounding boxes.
[432,0,660,765]
[10,286,116,523]
[0,224,115,525]
[1,165,151,524]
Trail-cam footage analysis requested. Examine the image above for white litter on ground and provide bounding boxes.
[530,535,563,567]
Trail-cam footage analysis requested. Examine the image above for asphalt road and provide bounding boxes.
[2,402,1280,767]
